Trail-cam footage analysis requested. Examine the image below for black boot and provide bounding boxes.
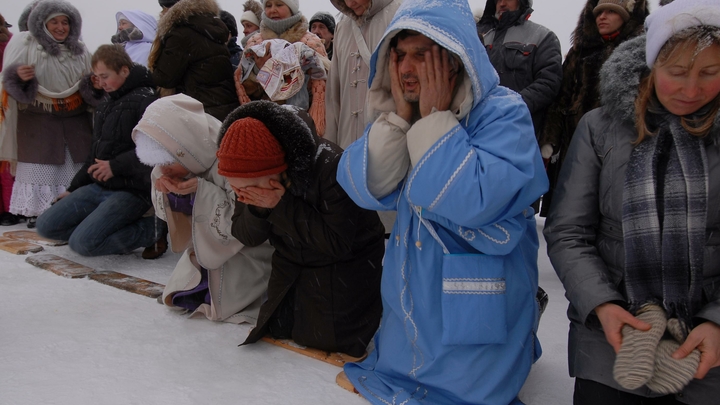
[536,286,549,320]
[0,212,20,226]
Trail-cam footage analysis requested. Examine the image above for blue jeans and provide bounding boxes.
[36,183,165,256]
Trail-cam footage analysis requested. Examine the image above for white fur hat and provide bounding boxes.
[645,0,720,68]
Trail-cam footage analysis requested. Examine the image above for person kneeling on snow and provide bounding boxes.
[218,101,384,357]
[133,94,273,324]
[36,45,166,257]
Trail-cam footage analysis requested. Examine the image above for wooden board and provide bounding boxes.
[0,236,43,255]
[336,371,361,395]
[261,336,367,368]
[25,254,164,299]
[88,271,165,299]
[3,230,67,246]
[26,253,94,278]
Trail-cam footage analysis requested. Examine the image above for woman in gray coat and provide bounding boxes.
[544,0,720,403]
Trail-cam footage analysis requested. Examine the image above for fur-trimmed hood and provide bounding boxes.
[599,34,720,139]
[155,0,221,39]
[331,0,395,25]
[599,35,647,125]
[18,0,42,32]
[28,0,85,57]
[242,0,263,24]
[218,101,317,196]
[571,0,648,52]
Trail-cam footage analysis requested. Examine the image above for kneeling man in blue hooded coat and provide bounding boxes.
[336,0,549,403]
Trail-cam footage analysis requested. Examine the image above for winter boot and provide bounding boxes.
[142,232,168,260]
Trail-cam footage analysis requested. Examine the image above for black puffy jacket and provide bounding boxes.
[69,64,156,198]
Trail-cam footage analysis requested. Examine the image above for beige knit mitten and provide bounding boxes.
[646,319,700,394]
[613,304,667,390]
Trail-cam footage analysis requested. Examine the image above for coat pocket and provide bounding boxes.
[441,253,507,345]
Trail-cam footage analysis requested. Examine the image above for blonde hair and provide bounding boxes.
[634,26,720,143]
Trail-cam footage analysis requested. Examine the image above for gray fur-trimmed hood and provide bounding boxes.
[18,0,42,32]
[600,34,720,139]
[28,0,85,57]
[599,35,647,124]
[218,101,317,196]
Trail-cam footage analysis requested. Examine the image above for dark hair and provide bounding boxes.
[91,44,133,73]
[387,29,463,77]
[388,29,422,50]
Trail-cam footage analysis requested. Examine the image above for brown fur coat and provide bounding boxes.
[538,0,648,216]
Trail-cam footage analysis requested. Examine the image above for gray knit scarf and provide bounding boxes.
[261,13,302,37]
[622,109,707,333]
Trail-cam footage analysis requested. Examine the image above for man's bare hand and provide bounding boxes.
[88,159,114,182]
[418,45,457,118]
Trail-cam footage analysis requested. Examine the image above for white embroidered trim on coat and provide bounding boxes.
[443,278,506,295]
[428,149,474,210]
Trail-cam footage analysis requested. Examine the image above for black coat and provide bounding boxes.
[227,102,384,357]
[69,64,156,198]
[477,0,562,140]
[150,0,239,121]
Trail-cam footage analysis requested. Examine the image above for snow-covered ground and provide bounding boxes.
[0,217,573,405]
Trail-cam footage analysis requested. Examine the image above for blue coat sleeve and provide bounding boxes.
[337,133,403,212]
[405,89,548,228]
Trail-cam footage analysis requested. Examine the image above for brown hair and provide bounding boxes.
[634,27,720,143]
[91,44,133,73]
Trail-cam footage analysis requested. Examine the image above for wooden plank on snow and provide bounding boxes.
[26,253,93,278]
[88,271,164,299]
[4,230,67,246]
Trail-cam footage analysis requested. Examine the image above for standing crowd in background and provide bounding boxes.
[1,0,720,404]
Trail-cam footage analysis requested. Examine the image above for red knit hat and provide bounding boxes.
[217,117,288,178]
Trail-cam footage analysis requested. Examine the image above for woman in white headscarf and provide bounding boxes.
[112,10,157,67]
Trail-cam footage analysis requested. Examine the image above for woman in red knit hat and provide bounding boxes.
[218,100,385,358]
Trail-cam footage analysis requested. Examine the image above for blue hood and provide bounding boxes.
[367,0,499,119]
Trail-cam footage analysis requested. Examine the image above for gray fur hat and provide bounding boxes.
[309,11,335,34]
[28,0,85,56]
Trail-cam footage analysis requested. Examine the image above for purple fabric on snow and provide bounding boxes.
[171,267,211,311]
